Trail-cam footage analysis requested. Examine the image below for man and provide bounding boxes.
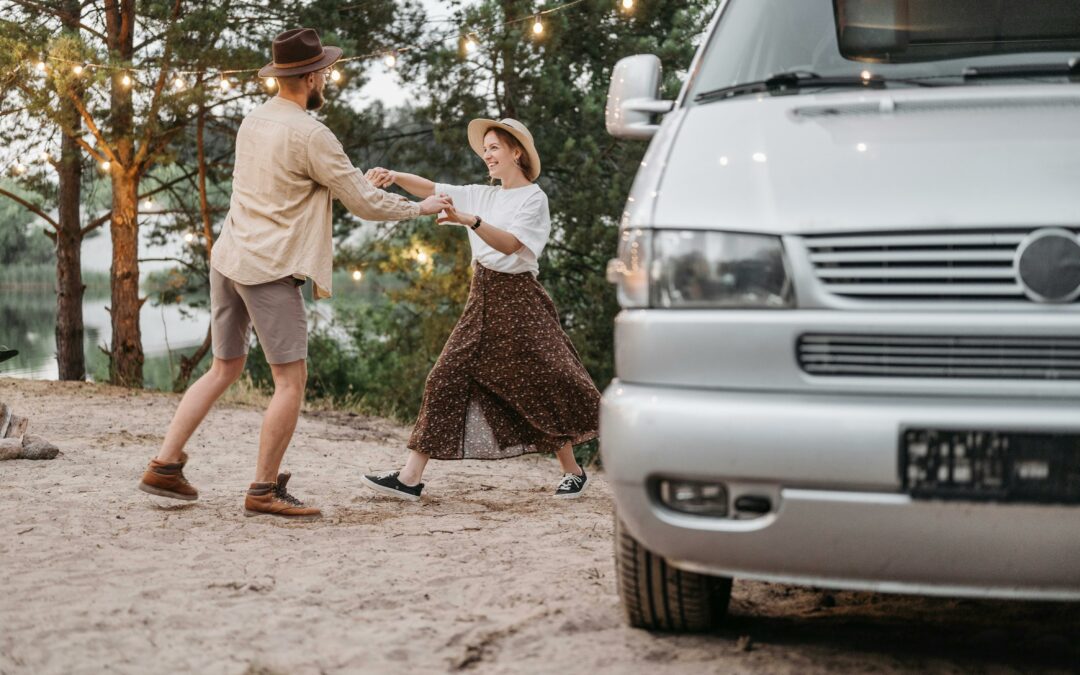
[138,28,452,520]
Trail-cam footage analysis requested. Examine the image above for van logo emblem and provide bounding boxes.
[1015,228,1080,303]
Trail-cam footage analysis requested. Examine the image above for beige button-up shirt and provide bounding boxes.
[212,96,421,299]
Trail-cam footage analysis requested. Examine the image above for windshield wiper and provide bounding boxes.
[694,71,896,104]
[962,58,1080,80]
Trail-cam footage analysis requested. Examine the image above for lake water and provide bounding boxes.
[1,224,370,389]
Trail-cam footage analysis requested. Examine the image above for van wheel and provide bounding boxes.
[614,515,732,632]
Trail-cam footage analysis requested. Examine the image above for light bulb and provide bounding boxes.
[219,77,231,90]
[120,73,131,88]
[143,197,154,209]
[465,35,477,53]
[13,163,26,175]
[36,60,46,72]
[100,160,111,172]
[622,0,634,8]
[383,53,396,68]
[73,64,84,75]
[330,68,342,81]
[532,16,544,34]
[861,70,872,80]
[173,77,185,90]
[351,270,362,281]
[264,77,276,89]
[416,251,429,264]
[184,232,195,243]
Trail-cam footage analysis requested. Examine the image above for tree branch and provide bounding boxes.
[61,88,115,164]
[7,0,108,40]
[0,187,60,230]
[138,256,200,272]
[132,0,183,171]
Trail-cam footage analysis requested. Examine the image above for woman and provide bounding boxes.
[360,118,601,500]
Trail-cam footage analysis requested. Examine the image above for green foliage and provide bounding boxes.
[0,185,55,266]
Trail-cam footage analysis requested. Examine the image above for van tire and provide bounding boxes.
[615,515,733,632]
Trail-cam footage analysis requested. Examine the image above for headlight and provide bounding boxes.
[607,229,794,309]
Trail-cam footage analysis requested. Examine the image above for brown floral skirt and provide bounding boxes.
[407,263,601,460]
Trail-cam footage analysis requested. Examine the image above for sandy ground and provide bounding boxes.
[1,377,1079,675]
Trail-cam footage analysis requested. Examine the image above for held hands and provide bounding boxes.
[418,193,454,216]
[365,167,397,189]
[367,167,450,216]
[436,205,475,227]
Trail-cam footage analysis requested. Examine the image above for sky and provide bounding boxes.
[356,0,453,108]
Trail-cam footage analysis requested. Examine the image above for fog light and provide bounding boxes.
[658,479,728,516]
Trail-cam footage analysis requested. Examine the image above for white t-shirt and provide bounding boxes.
[434,182,551,276]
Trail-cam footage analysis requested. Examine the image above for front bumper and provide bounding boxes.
[600,381,1080,599]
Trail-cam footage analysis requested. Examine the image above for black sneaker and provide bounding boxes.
[554,469,590,499]
[361,470,424,502]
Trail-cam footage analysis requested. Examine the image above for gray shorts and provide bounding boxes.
[210,267,308,365]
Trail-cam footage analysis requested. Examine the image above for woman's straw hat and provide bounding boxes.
[467,118,541,182]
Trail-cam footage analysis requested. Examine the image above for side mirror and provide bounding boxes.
[605,54,675,140]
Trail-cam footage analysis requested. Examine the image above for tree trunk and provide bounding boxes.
[109,170,144,387]
[55,136,86,380]
[106,0,143,387]
[55,0,86,381]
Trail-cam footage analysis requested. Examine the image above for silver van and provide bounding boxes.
[601,0,1080,632]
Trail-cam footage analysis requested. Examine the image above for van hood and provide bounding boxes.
[647,85,1080,234]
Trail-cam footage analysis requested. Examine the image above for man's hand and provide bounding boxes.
[418,193,454,216]
[365,167,396,188]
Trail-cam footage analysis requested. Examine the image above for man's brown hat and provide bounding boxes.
[258,28,342,78]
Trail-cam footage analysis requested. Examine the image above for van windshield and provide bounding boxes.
[686,0,1080,103]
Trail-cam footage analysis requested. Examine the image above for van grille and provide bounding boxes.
[804,229,1032,300]
[798,334,1080,379]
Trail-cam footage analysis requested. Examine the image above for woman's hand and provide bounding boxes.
[436,205,475,227]
[365,167,397,189]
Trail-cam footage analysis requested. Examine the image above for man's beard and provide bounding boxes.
[306,88,324,110]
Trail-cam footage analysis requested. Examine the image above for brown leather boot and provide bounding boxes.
[138,452,199,501]
[244,472,322,521]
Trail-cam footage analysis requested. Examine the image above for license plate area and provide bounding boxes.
[900,429,1080,504]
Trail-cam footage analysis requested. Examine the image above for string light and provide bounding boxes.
[219,77,231,91]
[100,160,111,171]
[142,196,154,209]
[351,270,363,281]
[184,232,195,243]
[173,76,186,90]
[12,162,26,175]
[30,0,598,85]
[415,249,429,264]
[330,67,342,82]
[264,77,276,89]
